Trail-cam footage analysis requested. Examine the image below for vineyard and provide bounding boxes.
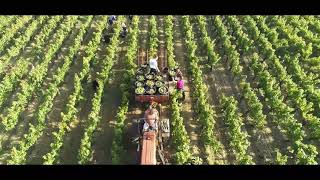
[0,15,320,165]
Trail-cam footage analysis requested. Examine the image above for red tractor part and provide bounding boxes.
[140,131,157,165]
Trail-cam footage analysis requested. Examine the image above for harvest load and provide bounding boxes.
[134,65,169,95]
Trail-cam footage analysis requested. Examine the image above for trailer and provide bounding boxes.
[135,48,169,103]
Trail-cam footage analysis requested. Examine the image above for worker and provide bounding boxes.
[7,64,13,73]
[128,15,133,24]
[29,64,35,71]
[176,74,185,102]
[104,33,110,43]
[108,16,117,34]
[143,105,159,132]
[91,70,99,92]
[120,22,128,38]
[162,67,169,74]
[149,54,160,74]
[92,78,99,92]
[108,15,116,25]
[89,60,99,92]
[175,68,182,80]
[89,59,94,69]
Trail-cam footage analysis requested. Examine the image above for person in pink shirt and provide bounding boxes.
[176,74,185,102]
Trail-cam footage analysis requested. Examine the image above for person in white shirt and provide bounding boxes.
[149,54,160,74]
[143,105,159,132]
[122,22,127,29]
[121,22,128,38]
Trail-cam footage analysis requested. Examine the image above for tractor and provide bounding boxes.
[132,48,171,165]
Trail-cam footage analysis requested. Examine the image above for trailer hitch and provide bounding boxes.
[131,137,140,143]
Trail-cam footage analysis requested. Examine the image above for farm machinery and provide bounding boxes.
[132,48,171,165]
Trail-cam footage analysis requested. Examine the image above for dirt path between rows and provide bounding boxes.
[91,16,131,164]
[0,17,83,164]
[58,16,109,164]
[26,16,96,164]
[172,16,208,163]
[200,16,291,164]
[0,18,65,159]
